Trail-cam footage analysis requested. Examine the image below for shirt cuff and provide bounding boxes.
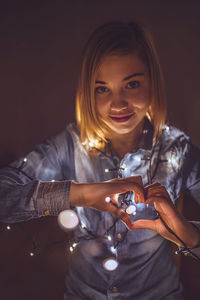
[32,180,72,216]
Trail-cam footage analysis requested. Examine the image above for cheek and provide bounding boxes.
[130,88,151,109]
[95,98,106,116]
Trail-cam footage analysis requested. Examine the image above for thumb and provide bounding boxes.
[131,219,156,231]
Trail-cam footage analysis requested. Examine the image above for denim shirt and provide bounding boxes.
[0,120,200,300]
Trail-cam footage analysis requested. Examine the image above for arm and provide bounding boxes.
[0,129,74,223]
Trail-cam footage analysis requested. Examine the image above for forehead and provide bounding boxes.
[96,54,147,81]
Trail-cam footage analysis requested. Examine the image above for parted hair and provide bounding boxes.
[76,21,167,150]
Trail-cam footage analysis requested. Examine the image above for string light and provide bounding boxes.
[121,163,126,170]
[105,196,111,203]
[110,246,117,255]
[103,257,119,271]
[23,157,27,162]
[105,168,109,173]
[58,210,79,231]
[89,139,99,148]
[126,205,136,215]
[6,225,11,230]
[107,235,112,241]
[29,252,34,257]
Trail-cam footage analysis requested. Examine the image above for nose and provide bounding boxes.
[110,91,128,111]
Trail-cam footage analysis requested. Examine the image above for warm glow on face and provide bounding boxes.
[95,54,151,136]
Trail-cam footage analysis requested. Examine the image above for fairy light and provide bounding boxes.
[126,205,136,215]
[23,157,27,162]
[81,223,86,229]
[105,168,109,173]
[29,252,34,256]
[51,179,55,182]
[69,246,73,252]
[6,225,11,230]
[105,196,111,203]
[58,209,79,231]
[110,246,117,255]
[135,156,141,162]
[107,235,112,241]
[89,139,99,148]
[121,163,126,170]
[103,257,119,271]
[114,194,119,201]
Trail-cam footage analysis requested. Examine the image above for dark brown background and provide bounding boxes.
[0,0,200,299]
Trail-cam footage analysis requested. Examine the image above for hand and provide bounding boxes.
[131,182,200,248]
[70,176,145,230]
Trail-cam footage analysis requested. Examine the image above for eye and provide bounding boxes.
[95,86,109,94]
[126,81,140,89]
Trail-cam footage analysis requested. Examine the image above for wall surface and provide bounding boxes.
[0,0,200,299]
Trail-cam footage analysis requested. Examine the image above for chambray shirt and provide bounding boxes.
[0,119,200,300]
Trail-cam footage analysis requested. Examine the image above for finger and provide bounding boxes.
[130,219,156,231]
[106,202,132,229]
[146,186,166,198]
[145,196,169,205]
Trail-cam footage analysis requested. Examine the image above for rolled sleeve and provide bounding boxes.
[32,180,72,216]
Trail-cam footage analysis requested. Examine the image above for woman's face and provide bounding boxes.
[95,54,151,136]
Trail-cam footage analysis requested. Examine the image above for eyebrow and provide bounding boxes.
[95,73,145,84]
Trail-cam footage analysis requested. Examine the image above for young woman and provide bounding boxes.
[0,21,200,299]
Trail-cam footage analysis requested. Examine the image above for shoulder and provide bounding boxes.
[161,124,200,166]
[161,125,191,153]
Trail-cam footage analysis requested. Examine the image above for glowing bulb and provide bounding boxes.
[135,156,141,162]
[58,210,79,231]
[105,168,109,173]
[23,157,27,162]
[110,246,117,255]
[72,243,77,248]
[105,196,111,203]
[6,225,11,230]
[121,163,126,170]
[69,246,73,252]
[114,194,119,201]
[103,258,119,271]
[126,205,136,215]
[30,252,34,256]
[165,125,169,131]
[51,179,55,182]
[81,224,86,229]
[107,235,112,241]
[89,139,98,147]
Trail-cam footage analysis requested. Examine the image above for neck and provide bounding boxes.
[109,122,144,158]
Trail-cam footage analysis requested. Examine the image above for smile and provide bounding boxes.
[109,113,134,123]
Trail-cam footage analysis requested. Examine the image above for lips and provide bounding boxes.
[109,112,134,123]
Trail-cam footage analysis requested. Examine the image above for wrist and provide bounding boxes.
[70,181,82,207]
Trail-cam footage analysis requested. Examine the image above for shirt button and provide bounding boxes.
[117,233,122,239]
[44,210,50,216]
[112,286,118,293]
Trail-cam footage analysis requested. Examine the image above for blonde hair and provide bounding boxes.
[76,21,166,151]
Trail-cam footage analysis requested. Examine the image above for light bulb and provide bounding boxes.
[107,235,112,241]
[58,209,79,231]
[30,252,34,256]
[126,205,136,215]
[103,257,119,271]
[105,196,111,203]
[6,225,11,230]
